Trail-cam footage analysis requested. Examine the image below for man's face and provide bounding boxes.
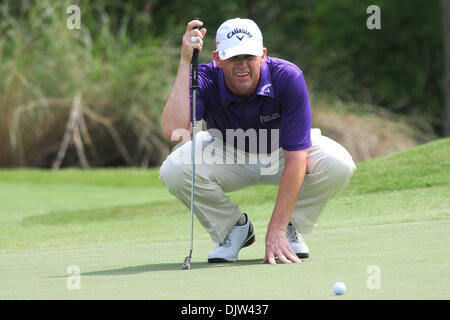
[213,48,267,98]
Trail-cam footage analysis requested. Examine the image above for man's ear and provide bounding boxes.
[212,51,223,68]
[261,48,267,65]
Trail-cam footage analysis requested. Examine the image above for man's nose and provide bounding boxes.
[237,57,248,66]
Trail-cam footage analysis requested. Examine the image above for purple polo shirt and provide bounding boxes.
[190,56,312,153]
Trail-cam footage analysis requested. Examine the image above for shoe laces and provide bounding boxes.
[218,215,248,247]
[219,228,236,247]
[219,238,232,247]
[286,223,301,242]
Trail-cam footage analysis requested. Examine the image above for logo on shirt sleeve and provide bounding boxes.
[259,83,272,95]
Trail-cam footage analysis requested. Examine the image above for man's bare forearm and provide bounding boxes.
[161,20,206,141]
[261,149,308,264]
[161,59,192,141]
[267,149,308,233]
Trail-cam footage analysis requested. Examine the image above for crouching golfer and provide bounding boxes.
[159,18,356,264]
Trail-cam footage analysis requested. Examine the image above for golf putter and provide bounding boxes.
[182,18,200,270]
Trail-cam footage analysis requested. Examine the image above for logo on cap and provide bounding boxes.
[227,28,253,41]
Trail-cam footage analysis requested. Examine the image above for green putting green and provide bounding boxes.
[0,138,448,299]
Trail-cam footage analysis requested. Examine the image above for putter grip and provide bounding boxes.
[191,18,200,90]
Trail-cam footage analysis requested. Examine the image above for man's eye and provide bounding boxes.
[230,55,254,62]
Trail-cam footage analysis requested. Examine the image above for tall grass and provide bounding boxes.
[0,0,174,168]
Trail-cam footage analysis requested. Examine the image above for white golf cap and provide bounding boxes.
[216,18,263,60]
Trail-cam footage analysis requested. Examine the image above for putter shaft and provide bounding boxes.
[182,19,200,270]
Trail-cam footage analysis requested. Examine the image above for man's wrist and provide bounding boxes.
[179,53,194,67]
[267,217,289,234]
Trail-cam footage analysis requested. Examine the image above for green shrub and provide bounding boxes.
[0,0,173,167]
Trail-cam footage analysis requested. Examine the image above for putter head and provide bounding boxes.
[182,256,191,270]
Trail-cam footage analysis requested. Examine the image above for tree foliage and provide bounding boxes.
[0,0,445,168]
[139,0,444,133]
[307,0,443,133]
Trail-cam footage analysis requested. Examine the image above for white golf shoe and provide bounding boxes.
[286,223,309,259]
[208,213,255,263]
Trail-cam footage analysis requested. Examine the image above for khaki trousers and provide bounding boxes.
[159,129,356,243]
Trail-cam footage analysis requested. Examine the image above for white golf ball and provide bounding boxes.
[333,282,346,295]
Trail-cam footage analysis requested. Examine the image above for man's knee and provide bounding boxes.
[328,155,356,194]
[159,155,191,190]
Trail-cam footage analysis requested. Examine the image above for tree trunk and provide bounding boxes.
[441,0,450,136]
